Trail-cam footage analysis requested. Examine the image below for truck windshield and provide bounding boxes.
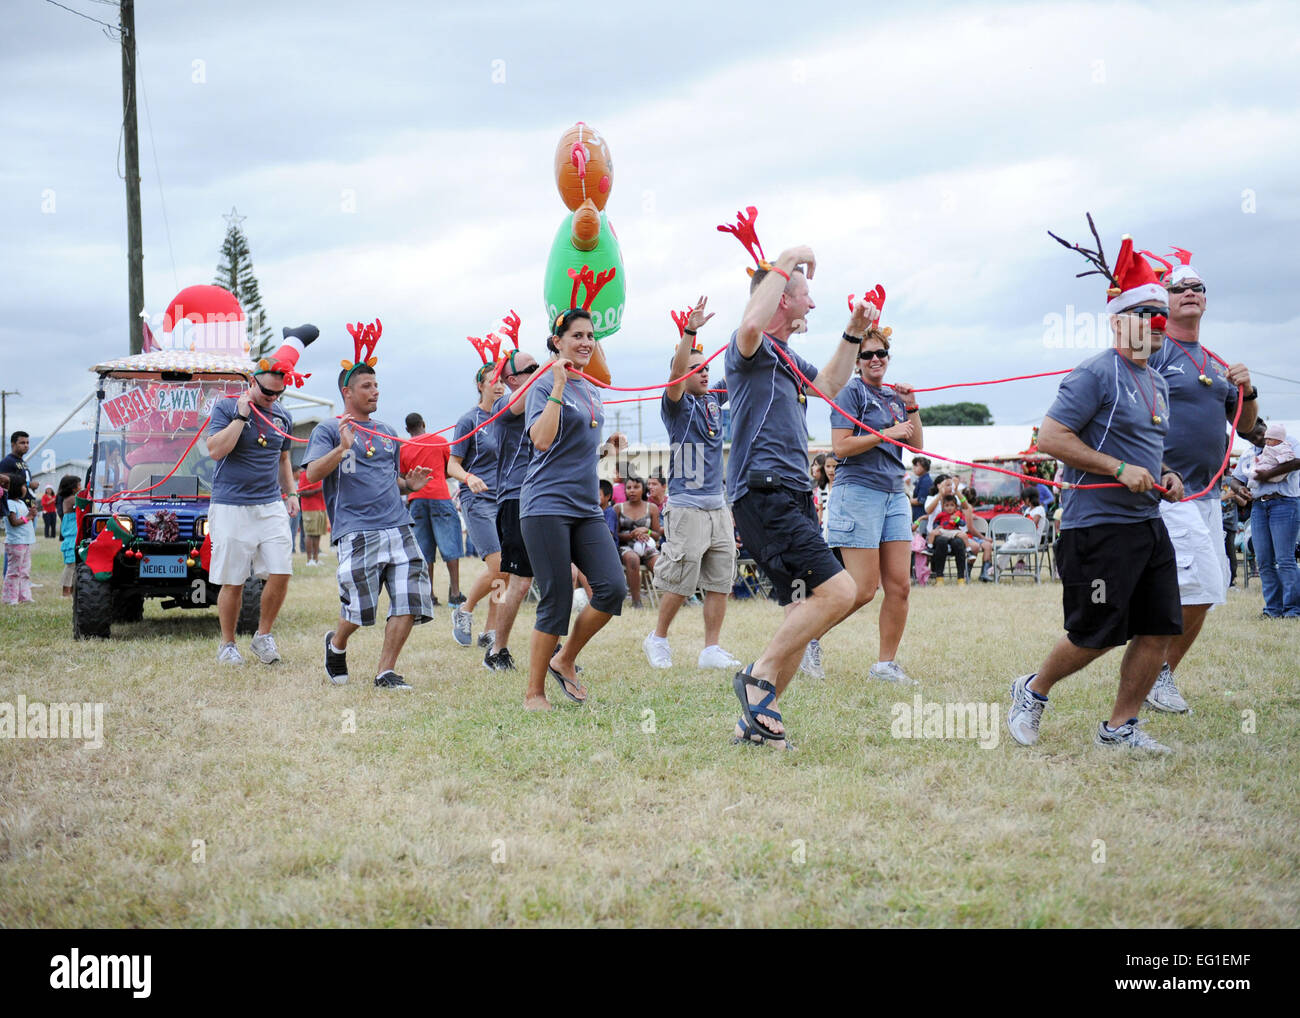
[92,376,246,502]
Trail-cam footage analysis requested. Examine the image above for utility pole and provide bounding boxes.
[1,390,19,445]
[636,398,642,445]
[120,0,144,354]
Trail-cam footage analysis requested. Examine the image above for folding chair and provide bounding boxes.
[735,557,773,599]
[990,514,1042,583]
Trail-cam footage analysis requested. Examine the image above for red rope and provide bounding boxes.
[84,414,214,504]
[764,337,1169,495]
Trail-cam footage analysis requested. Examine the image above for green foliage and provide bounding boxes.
[923,402,994,426]
[214,218,274,360]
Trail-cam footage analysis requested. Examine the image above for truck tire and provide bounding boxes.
[72,563,112,640]
[112,589,145,623]
[236,577,264,635]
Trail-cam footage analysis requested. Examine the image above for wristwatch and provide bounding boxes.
[1243,386,1258,402]
[236,412,250,422]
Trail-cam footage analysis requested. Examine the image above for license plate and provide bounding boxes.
[140,555,189,578]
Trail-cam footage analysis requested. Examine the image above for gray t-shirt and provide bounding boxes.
[661,380,727,511]
[1046,349,1171,530]
[1147,338,1238,501]
[451,405,498,512]
[207,397,293,506]
[829,377,908,493]
[492,392,531,503]
[303,417,409,543]
[724,330,818,503]
[521,370,603,519]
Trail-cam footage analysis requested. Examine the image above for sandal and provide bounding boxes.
[554,642,583,674]
[732,666,785,743]
[732,716,794,750]
[549,650,586,703]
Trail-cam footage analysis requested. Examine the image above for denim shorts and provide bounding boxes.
[408,497,463,563]
[826,484,912,549]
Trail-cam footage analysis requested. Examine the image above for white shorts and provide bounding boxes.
[209,501,293,585]
[1159,497,1228,607]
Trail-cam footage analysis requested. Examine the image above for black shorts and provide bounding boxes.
[732,487,844,606]
[1058,519,1183,649]
[496,498,533,578]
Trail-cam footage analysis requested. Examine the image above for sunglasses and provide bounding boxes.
[254,378,286,397]
[1167,283,1206,294]
[510,363,539,376]
[858,349,890,361]
[1126,306,1168,319]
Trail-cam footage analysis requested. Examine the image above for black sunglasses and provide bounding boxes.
[511,363,539,376]
[1126,306,1168,319]
[858,349,890,361]
[1167,283,1206,294]
[254,377,286,397]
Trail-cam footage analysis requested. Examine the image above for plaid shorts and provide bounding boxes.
[335,525,434,627]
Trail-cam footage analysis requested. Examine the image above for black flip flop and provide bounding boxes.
[549,650,586,703]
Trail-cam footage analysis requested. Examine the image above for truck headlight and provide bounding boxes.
[113,514,133,534]
[195,517,208,538]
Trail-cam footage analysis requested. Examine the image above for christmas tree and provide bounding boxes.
[213,207,274,360]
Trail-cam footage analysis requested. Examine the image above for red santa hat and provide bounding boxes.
[1164,246,1202,287]
[1106,237,1169,314]
[258,324,319,387]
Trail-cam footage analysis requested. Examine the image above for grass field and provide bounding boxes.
[1,539,1297,928]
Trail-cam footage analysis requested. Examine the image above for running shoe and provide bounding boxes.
[869,660,916,685]
[217,642,244,666]
[698,644,741,669]
[374,671,412,690]
[1006,673,1047,746]
[451,606,473,647]
[643,633,673,669]
[1145,665,1190,714]
[249,631,281,664]
[1094,718,1171,754]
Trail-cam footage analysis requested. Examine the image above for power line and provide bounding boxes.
[43,0,120,34]
[1252,370,1300,387]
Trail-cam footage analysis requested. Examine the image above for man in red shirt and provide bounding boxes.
[401,412,463,605]
[297,467,328,566]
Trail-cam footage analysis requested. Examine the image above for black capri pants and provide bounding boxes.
[520,513,626,635]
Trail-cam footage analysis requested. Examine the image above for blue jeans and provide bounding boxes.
[1251,496,1300,617]
[408,498,463,565]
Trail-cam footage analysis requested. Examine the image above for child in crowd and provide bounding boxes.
[1246,423,1290,495]
[41,486,58,538]
[928,494,969,583]
[3,477,36,604]
[57,474,81,596]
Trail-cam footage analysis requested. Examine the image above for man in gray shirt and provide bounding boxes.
[644,297,741,671]
[304,361,433,690]
[1008,229,1186,754]
[723,240,879,749]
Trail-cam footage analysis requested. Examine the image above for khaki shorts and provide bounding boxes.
[301,509,328,537]
[209,501,293,585]
[653,505,736,595]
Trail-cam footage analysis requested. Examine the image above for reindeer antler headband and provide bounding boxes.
[671,307,702,354]
[341,319,381,386]
[717,206,786,279]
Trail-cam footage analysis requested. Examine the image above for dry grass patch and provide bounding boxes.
[1,542,1297,927]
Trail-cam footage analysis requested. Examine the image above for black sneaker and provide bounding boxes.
[483,648,499,671]
[324,631,348,686]
[494,647,516,671]
[430,593,441,607]
[375,670,412,690]
[448,592,466,606]
[477,629,495,650]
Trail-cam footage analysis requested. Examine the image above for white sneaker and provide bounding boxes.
[799,639,825,679]
[306,559,319,568]
[217,642,244,666]
[1145,664,1190,714]
[572,588,590,613]
[643,632,672,669]
[1095,718,1172,755]
[869,660,916,685]
[249,631,281,664]
[698,644,741,669]
[451,605,473,647]
[1006,673,1047,746]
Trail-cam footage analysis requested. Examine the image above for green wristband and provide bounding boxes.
[1115,461,1126,478]
[548,396,564,406]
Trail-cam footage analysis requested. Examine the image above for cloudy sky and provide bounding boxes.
[4,0,1299,451]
